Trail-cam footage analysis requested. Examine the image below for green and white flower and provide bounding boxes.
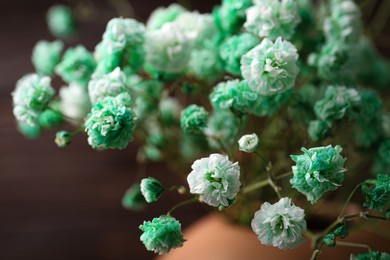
[238,133,259,153]
[85,93,136,150]
[31,40,63,76]
[290,145,347,203]
[140,215,185,254]
[146,3,186,30]
[59,83,91,123]
[187,153,241,209]
[140,177,165,203]
[46,4,76,38]
[361,173,390,212]
[55,130,72,148]
[240,37,299,95]
[180,105,208,134]
[122,183,147,211]
[244,0,301,40]
[251,197,307,249]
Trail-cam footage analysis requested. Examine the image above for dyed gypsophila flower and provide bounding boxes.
[122,183,147,211]
[308,120,332,141]
[361,173,390,212]
[180,104,208,134]
[219,33,259,76]
[240,37,299,96]
[59,83,91,123]
[158,97,181,126]
[31,40,63,76]
[55,130,72,148]
[323,233,336,248]
[55,45,96,86]
[323,0,362,45]
[251,197,307,249]
[88,67,128,104]
[238,133,259,153]
[145,22,191,73]
[139,215,185,255]
[129,79,163,120]
[146,3,187,30]
[350,250,390,260]
[85,93,136,150]
[12,74,55,127]
[290,145,347,203]
[187,153,241,209]
[39,109,63,129]
[244,0,301,40]
[140,177,165,203]
[314,86,361,122]
[223,0,253,18]
[46,4,76,38]
[102,18,145,53]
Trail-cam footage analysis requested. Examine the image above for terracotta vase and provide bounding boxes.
[157,213,389,260]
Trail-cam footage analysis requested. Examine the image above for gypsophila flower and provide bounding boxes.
[17,122,41,139]
[59,83,91,123]
[46,4,76,38]
[308,120,332,141]
[333,223,348,239]
[39,109,63,129]
[241,37,299,95]
[32,40,63,76]
[122,183,147,211]
[223,0,253,17]
[159,97,181,126]
[55,45,96,86]
[140,177,165,203]
[145,22,191,73]
[180,105,208,134]
[238,133,259,153]
[351,251,390,260]
[147,3,187,30]
[314,86,361,122]
[251,197,307,249]
[323,0,362,45]
[290,145,347,203]
[361,174,390,212]
[88,67,128,104]
[323,233,336,248]
[12,74,55,127]
[139,215,185,255]
[219,33,259,76]
[187,153,240,209]
[244,0,301,40]
[55,130,72,148]
[85,93,136,150]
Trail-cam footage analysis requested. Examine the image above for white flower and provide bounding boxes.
[187,153,241,209]
[59,83,91,122]
[238,133,259,153]
[251,197,307,249]
[88,67,128,104]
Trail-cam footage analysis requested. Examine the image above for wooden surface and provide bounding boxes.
[0,1,217,259]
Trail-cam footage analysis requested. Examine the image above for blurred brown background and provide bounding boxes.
[0,0,389,259]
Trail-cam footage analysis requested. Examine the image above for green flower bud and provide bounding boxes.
[323,233,336,248]
[55,130,72,148]
[180,105,208,134]
[308,120,332,141]
[140,177,165,203]
[39,109,63,129]
[46,5,76,38]
[32,40,63,76]
[122,183,147,211]
[333,223,348,239]
[139,215,185,254]
[238,133,259,153]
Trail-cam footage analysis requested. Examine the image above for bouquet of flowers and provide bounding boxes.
[11,0,390,259]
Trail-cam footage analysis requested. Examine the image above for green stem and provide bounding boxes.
[335,241,372,252]
[274,171,293,180]
[167,197,198,216]
[254,151,269,166]
[339,183,362,218]
[268,170,282,199]
[242,179,270,194]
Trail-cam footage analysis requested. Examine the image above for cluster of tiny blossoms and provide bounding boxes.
[12,0,390,258]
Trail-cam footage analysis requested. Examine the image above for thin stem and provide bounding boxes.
[339,183,361,217]
[254,151,268,166]
[268,170,282,199]
[274,171,293,180]
[242,179,270,194]
[335,241,372,252]
[167,197,198,216]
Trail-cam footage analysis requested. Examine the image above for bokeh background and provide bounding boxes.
[0,0,389,259]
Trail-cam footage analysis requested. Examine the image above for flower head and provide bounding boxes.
[290,145,347,203]
[219,33,259,76]
[122,183,147,211]
[244,0,301,40]
[12,74,55,128]
[251,197,307,249]
[361,174,390,212]
[59,83,91,123]
[46,5,76,38]
[55,130,72,148]
[85,93,136,150]
[139,215,185,254]
[147,3,187,30]
[145,22,191,73]
[180,105,208,134]
[88,67,128,104]
[55,45,96,86]
[32,40,63,76]
[323,233,336,248]
[238,133,259,153]
[187,153,241,209]
[241,37,299,95]
[140,177,165,203]
[351,250,390,260]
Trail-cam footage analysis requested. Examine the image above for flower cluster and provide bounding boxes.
[361,174,390,212]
